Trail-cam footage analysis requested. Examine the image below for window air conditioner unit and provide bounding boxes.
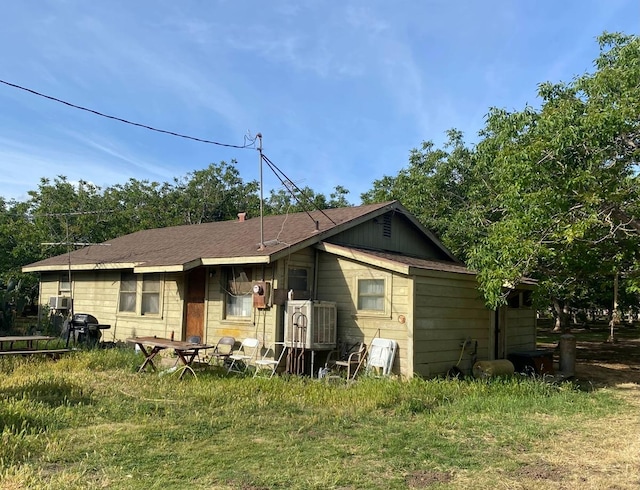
[49,296,71,310]
[284,300,337,350]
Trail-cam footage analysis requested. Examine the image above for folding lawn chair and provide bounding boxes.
[254,342,287,378]
[227,337,260,374]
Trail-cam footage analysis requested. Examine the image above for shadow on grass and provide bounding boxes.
[1,377,93,407]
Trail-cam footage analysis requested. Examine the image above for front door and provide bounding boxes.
[185,267,206,341]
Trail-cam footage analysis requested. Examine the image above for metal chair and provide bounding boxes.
[227,337,260,374]
[208,336,236,367]
[326,342,367,381]
[174,335,203,366]
[254,342,287,378]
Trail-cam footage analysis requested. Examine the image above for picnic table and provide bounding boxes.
[127,336,214,379]
[0,335,72,357]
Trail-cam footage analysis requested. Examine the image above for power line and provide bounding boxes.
[261,153,337,225]
[0,79,256,149]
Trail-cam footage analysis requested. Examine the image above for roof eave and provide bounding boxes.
[22,262,140,273]
[315,242,410,275]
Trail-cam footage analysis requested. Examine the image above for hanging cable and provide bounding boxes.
[0,79,256,149]
[261,153,337,225]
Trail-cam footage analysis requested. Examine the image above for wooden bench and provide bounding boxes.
[0,348,73,357]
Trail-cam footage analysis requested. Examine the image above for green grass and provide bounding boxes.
[0,349,626,489]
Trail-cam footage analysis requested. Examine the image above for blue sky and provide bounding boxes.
[0,1,638,205]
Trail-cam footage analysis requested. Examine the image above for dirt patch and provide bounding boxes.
[406,470,453,488]
[512,462,567,482]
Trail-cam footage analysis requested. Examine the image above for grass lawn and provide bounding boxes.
[1,346,638,489]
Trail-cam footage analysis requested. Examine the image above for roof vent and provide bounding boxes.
[238,212,247,222]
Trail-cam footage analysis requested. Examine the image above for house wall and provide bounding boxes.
[504,306,537,353]
[327,211,449,261]
[203,260,293,348]
[39,271,185,341]
[316,253,411,377]
[413,272,492,378]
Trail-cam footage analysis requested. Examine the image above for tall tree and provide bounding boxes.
[467,33,640,322]
[172,161,261,224]
[362,33,640,332]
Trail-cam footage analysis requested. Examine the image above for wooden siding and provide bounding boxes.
[505,307,537,353]
[316,253,411,377]
[327,212,449,260]
[204,263,283,348]
[413,274,491,378]
[39,271,184,341]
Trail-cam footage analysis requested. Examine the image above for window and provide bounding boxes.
[507,292,521,309]
[358,279,385,311]
[141,275,161,315]
[287,268,308,292]
[119,272,163,315]
[226,267,253,318]
[119,272,137,312]
[59,274,71,293]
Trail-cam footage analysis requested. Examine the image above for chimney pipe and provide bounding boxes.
[238,212,246,222]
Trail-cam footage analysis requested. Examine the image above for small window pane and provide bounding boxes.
[119,272,137,312]
[227,295,252,317]
[119,293,136,312]
[358,279,385,311]
[59,274,71,292]
[142,293,159,314]
[288,268,308,292]
[141,275,160,315]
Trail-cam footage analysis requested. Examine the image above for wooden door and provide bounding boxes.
[185,268,206,341]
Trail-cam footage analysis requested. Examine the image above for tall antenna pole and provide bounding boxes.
[257,133,265,250]
[65,216,74,319]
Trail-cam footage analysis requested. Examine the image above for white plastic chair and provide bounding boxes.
[254,342,287,378]
[227,337,260,374]
[366,338,397,376]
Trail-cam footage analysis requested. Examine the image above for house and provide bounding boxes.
[23,201,536,378]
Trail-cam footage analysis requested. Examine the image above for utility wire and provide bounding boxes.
[262,153,337,225]
[0,79,255,149]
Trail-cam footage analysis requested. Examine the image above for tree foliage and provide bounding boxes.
[0,161,351,321]
[363,33,640,320]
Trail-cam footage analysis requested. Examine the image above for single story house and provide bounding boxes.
[23,200,536,378]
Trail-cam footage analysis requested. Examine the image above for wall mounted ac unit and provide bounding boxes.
[284,300,337,350]
[49,296,71,310]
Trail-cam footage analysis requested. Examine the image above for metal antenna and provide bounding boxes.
[257,133,265,250]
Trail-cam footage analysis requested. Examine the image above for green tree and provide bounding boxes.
[172,161,261,223]
[467,33,640,324]
[362,33,640,333]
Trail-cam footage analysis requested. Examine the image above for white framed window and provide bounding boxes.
[357,279,385,311]
[118,272,163,315]
[225,267,253,318]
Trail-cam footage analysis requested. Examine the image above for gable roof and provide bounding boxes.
[23,200,459,273]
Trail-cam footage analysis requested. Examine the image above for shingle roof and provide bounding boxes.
[25,201,426,273]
